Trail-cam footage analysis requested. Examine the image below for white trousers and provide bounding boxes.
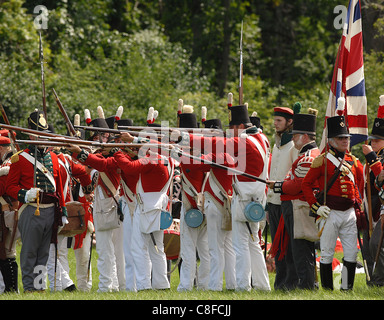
[231,198,270,291]
[177,204,210,292]
[73,230,93,292]
[131,206,169,290]
[121,197,137,291]
[319,207,358,264]
[47,235,74,291]
[204,194,236,291]
[94,224,125,292]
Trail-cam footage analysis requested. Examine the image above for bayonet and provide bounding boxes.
[239,21,244,105]
[39,31,47,120]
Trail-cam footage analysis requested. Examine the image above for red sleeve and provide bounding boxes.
[5,155,32,202]
[69,158,92,187]
[189,133,265,181]
[355,161,364,204]
[73,151,119,173]
[0,175,7,196]
[113,150,149,174]
[370,161,383,177]
[302,166,322,207]
[281,171,304,196]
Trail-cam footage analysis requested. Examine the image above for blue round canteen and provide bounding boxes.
[160,210,173,230]
[244,202,265,222]
[185,208,204,228]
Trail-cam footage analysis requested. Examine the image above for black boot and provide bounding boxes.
[341,260,356,291]
[0,258,18,293]
[320,262,333,290]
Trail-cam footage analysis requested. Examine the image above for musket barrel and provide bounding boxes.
[118,125,222,134]
[0,123,71,139]
[52,88,77,136]
[16,139,172,150]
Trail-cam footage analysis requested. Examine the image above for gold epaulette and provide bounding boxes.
[311,153,325,168]
[11,150,23,164]
[347,152,358,167]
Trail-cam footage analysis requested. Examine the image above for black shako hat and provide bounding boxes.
[179,113,198,128]
[84,106,109,141]
[204,119,222,130]
[327,116,351,138]
[117,119,134,128]
[326,97,351,138]
[28,109,49,131]
[370,118,384,140]
[228,105,252,126]
[292,112,317,135]
[250,116,261,128]
[105,116,116,129]
[369,95,384,140]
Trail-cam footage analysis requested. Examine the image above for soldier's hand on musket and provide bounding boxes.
[362,144,373,155]
[170,129,181,142]
[266,180,275,188]
[84,193,93,202]
[317,205,331,219]
[66,144,82,154]
[120,132,134,143]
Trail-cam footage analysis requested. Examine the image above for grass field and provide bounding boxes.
[1,241,384,301]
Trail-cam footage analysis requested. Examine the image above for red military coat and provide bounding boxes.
[302,148,363,210]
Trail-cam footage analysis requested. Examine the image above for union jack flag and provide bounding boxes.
[320,0,368,149]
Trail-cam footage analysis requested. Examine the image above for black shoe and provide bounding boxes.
[64,284,77,292]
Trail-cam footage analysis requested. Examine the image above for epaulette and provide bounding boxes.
[311,153,325,168]
[11,150,23,164]
[347,153,358,167]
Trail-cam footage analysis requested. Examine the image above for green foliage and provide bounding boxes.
[0,0,383,148]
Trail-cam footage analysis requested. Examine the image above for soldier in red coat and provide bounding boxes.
[67,109,125,292]
[0,133,19,292]
[302,110,363,291]
[5,110,68,292]
[177,104,271,291]
[360,95,384,286]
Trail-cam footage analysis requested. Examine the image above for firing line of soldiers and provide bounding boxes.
[1,93,384,293]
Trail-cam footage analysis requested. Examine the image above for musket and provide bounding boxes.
[16,139,171,150]
[239,21,244,105]
[75,123,222,137]
[357,228,370,282]
[112,125,222,135]
[39,31,47,120]
[34,135,94,146]
[73,125,165,140]
[87,231,94,282]
[0,103,20,151]
[169,146,267,184]
[373,223,384,274]
[33,142,40,216]
[52,88,77,137]
[0,123,73,139]
[365,146,373,237]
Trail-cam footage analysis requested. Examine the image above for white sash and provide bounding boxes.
[99,172,119,196]
[21,151,56,191]
[232,135,269,222]
[136,157,174,234]
[327,153,355,183]
[181,171,209,212]
[121,179,136,203]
